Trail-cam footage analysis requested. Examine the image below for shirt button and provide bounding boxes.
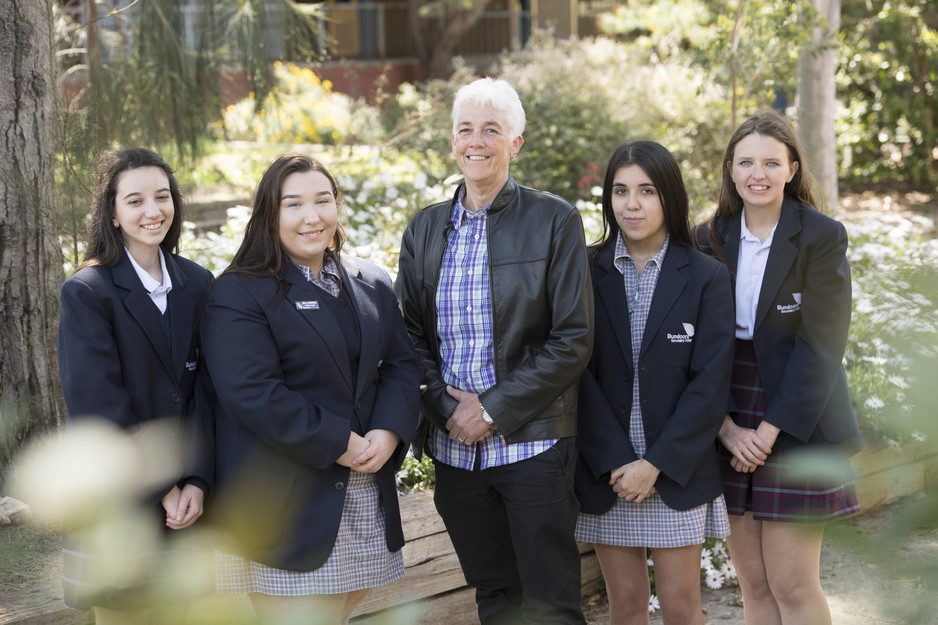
[469,340,474,346]
[466,306,472,312]
[474,234,480,240]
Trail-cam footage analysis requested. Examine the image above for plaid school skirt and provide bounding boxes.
[215,471,403,596]
[719,339,860,522]
[62,501,206,611]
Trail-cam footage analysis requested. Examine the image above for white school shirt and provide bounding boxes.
[125,247,173,314]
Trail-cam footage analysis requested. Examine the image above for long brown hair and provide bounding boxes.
[592,140,692,253]
[77,148,185,272]
[223,153,346,285]
[701,109,821,260]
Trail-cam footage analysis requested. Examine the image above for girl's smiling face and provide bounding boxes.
[113,166,174,258]
[730,132,799,213]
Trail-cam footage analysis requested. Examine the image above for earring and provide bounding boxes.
[112,220,119,228]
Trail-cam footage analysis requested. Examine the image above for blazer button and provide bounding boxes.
[335,482,344,490]
[171,393,181,403]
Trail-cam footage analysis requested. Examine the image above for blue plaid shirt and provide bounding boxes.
[429,191,556,470]
[295,252,342,297]
[614,233,669,458]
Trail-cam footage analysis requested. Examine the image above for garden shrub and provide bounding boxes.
[220,62,385,145]
[843,214,938,447]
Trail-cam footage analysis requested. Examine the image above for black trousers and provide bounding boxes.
[433,437,586,625]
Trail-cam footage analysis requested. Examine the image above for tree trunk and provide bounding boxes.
[797,0,840,214]
[0,0,65,474]
[408,0,490,81]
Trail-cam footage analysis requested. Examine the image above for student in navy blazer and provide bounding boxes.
[201,154,421,625]
[574,141,735,625]
[57,148,214,625]
[697,110,862,625]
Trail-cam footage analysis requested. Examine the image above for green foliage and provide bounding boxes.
[395,454,436,492]
[837,0,938,189]
[220,63,384,145]
[599,0,818,121]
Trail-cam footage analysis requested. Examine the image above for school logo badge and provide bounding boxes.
[668,323,695,343]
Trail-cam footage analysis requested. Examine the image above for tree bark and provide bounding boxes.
[797,0,840,214]
[0,0,65,473]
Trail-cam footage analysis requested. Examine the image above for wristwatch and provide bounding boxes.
[480,403,494,425]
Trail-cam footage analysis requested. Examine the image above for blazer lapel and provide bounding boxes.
[755,199,801,329]
[594,244,634,372]
[339,258,379,401]
[165,254,199,378]
[283,263,355,394]
[716,215,742,280]
[113,253,175,375]
[641,244,688,357]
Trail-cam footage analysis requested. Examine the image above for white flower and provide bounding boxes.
[414,171,428,190]
[911,431,927,442]
[705,569,725,589]
[590,185,603,197]
[865,397,885,409]
[648,595,660,613]
[888,375,910,389]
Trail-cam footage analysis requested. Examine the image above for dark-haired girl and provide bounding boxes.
[574,140,735,625]
[58,148,214,625]
[697,110,862,625]
[201,153,421,625]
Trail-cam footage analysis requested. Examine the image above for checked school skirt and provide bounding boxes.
[719,339,860,522]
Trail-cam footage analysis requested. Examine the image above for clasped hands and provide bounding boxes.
[610,458,660,503]
[444,385,498,444]
[337,429,400,473]
[161,483,204,530]
[717,414,780,473]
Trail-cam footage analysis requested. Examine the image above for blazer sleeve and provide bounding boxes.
[478,208,594,434]
[762,222,852,442]
[362,269,423,455]
[643,261,735,487]
[395,218,459,430]
[577,364,638,479]
[58,275,138,430]
[201,275,352,470]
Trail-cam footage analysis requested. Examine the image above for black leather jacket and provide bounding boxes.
[395,175,593,449]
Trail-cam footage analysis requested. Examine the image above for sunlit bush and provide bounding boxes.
[219,62,384,145]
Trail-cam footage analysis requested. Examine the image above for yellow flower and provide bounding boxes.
[323,80,333,92]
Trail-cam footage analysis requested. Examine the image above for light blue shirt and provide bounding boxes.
[735,209,777,339]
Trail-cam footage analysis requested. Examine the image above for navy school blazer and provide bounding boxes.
[697,195,863,455]
[57,250,215,504]
[201,256,422,572]
[575,240,736,514]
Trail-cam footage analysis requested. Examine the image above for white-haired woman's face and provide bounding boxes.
[452,101,523,189]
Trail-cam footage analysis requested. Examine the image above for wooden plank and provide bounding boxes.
[351,551,467,615]
[854,459,925,511]
[850,445,919,478]
[352,586,479,625]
